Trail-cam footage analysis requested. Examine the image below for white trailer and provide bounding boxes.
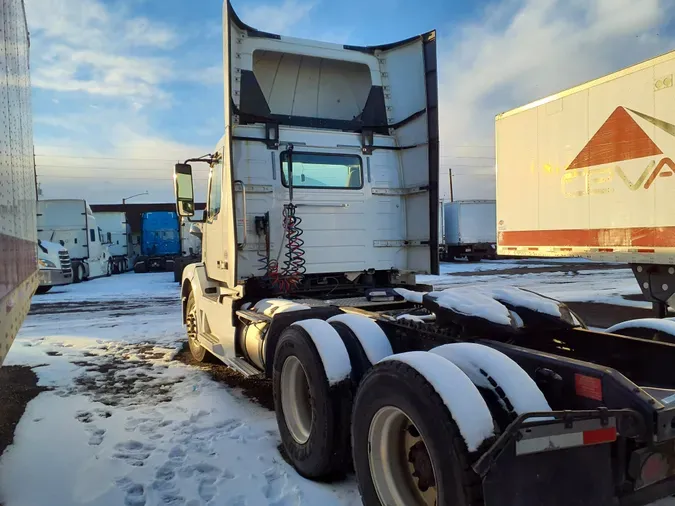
[0,0,37,366]
[172,4,675,505]
[95,211,130,273]
[496,49,675,314]
[37,199,112,282]
[440,200,496,261]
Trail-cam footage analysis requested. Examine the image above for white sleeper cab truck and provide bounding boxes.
[496,50,675,319]
[37,199,112,282]
[0,0,37,365]
[36,240,72,293]
[94,211,130,273]
[174,4,675,505]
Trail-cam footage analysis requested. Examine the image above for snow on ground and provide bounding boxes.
[0,273,360,506]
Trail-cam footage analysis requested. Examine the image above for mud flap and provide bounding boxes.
[482,439,614,506]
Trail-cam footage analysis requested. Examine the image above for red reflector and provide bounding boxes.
[583,427,617,445]
[507,247,517,251]
[560,248,573,251]
[528,247,538,251]
[638,249,655,253]
[598,248,613,252]
[575,374,603,401]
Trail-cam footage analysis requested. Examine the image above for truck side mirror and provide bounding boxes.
[174,163,195,217]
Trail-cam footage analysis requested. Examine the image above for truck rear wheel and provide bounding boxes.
[273,326,352,479]
[352,360,483,506]
[185,292,215,363]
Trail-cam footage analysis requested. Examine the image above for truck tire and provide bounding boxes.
[352,358,486,506]
[35,286,52,294]
[134,262,147,274]
[72,262,81,283]
[273,325,352,479]
[185,292,216,363]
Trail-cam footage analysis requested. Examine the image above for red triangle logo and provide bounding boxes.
[567,106,663,170]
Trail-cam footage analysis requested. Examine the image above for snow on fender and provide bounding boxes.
[381,351,495,451]
[327,313,393,364]
[431,343,551,421]
[291,319,351,385]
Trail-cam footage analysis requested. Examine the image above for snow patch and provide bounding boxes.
[393,288,425,304]
[487,286,563,318]
[429,288,514,326]
[381,351,495,452]
[291,319,351,385]
[327,314,393,365]
[607,318,675,337]
[431,343,551,416]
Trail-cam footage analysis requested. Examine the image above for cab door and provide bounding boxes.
[203,139,236,287]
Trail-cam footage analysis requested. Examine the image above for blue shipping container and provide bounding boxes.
[141,212,180,257]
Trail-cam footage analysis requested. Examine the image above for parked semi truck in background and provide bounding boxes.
[173,4,675,505]
[439,200,497,261]
[496,49,675,317]
[95,211,130,273]
[133,211,180,273]
[36,240,72,293]
[0,0,37,366]
[37,199,112,282]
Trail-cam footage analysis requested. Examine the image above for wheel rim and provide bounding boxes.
[368,406,438,506]
[186,306,201,356]
[280,355,312,444]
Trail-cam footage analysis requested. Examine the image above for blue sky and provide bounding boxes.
[27,0,675,204]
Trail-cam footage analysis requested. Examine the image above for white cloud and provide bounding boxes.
[438,0,675,199]
[26,0,179,103]
[239,0,316,35]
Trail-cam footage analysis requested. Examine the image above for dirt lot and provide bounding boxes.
[0,366,47,458]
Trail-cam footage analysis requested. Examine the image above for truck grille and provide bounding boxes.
[59,251,72,277]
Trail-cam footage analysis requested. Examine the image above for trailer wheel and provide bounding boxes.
[273,325,352,479]
[185,291,215,363]
[35,286,52,294]
[353,358,485,506]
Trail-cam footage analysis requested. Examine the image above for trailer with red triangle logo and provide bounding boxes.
[496,49,675,316]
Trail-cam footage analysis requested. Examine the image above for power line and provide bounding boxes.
[441,156,495,160]
[37,174,209,181]
[36,164,210,172]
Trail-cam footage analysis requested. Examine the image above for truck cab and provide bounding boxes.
[37,199,112,282]
[36,240,73,293]
[133,211,181,273]
[174,2,439,360]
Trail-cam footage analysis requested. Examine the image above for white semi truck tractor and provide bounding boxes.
[0,0,38,366]
[174,3,675,504]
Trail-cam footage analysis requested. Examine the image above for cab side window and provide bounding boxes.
[208,156,223,219]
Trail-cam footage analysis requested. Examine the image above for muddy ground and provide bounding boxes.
[0,366,47,458]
